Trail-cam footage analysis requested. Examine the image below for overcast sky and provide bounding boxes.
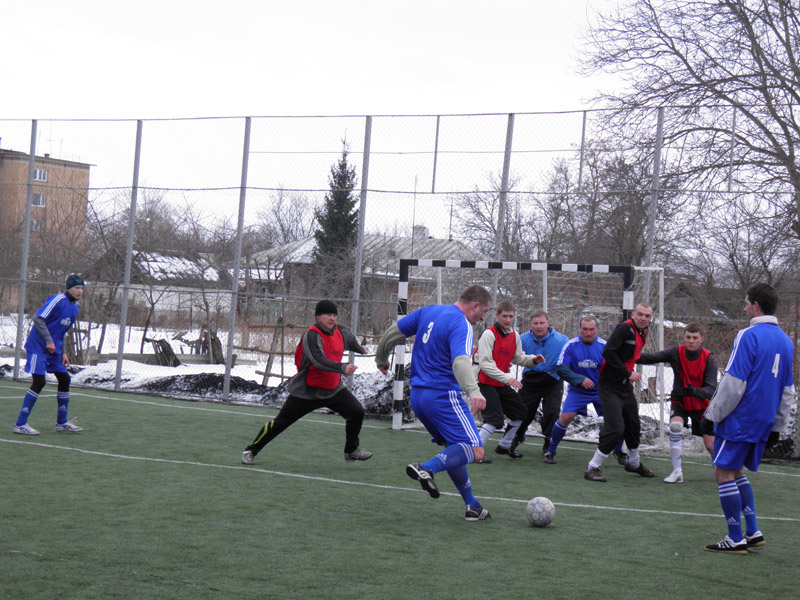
[3,1,618,119]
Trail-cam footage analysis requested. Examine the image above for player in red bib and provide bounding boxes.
[241,300,372,465]
[638,322,718,483]
[584,303,656,482]
[474,301,543,461]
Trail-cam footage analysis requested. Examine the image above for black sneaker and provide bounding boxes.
[624,461,655,477]
[704,536,748,555]
[584,467,607,482]
[509,435,525,454]
[495,445,523,459]
[406,463,440,499]
[613,450,628,466]
[465,506,492,521]
[746,531,766,547]
[475,457,493,464]
[542,451,557,464]
[541,438,550,456]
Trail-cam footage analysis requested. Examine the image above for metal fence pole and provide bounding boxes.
[350,115,372,336]
[114,120,143,391]
[577,110,587,194]
[223,117,251,401]
[493,113,515,295]
[643,107,664,300]
[13,120,38,379]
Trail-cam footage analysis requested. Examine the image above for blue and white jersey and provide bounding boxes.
[398,304,474,390]
[714,320,793,443]
[557,336,606,400]
[24,293,79,354]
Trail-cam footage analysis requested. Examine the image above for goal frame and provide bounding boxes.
[389,259,658,430]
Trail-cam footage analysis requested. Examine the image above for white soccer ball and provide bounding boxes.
[526,496,555,527]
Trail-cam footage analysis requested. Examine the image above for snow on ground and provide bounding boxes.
[1,314,692,451]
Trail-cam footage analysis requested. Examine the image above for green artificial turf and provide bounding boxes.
[2,380,798,599]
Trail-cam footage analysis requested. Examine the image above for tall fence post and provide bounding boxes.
[493,113,515,295]
[222,117,252,401]
[350,115,372,336]
[643,107,664,301]
[13,120,38,379]
[114,120,143,391]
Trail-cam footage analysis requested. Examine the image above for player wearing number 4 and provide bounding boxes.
[703,283,794,554]
[376,285,494,521]
[637,322,718,483]
[475,301,544,461]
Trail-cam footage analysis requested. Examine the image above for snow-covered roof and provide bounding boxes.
[249,231,476,279]
[137,252,219,282]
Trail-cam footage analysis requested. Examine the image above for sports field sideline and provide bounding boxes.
[2,380,799,600]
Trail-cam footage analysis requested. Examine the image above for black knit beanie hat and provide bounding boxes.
[315,299,338,316]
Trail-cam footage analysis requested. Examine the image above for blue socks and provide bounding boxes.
[549,420,568,454]
[736,475,758,536]
[718,481,743,542]
[56,391,70,425]
[422,443,480,509]
[15,390,39,426]
[447,464,480,509]
[422,443,474,474]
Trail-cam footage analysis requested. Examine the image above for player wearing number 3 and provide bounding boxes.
[376,285,493,521]
[703,283,794,554]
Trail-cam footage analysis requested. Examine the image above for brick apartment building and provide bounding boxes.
[0,147,92,267]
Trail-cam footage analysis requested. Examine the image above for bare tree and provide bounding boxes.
[582,0,800,233]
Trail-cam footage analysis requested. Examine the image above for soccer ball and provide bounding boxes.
[526,496,555,527]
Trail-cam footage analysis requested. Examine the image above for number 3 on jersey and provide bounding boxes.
[772,353,781,377]
[422,321,434,344]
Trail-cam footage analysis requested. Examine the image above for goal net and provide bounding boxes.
[388,260,672,453]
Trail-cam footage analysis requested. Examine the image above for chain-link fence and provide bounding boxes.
[1,111,798,457]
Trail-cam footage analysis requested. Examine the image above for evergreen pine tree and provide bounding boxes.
[312,144,359,295]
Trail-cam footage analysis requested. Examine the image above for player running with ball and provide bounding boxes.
[376,285,493,521]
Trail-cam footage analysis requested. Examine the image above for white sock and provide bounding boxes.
[669,434,682,473]
[588,449,608,470]
[499,420,521,448]
[479,423,496,445]
[627,447,641,468]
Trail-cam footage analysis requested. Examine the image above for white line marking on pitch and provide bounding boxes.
[3,437,799,523]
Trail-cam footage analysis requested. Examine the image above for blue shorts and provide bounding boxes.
[712,436,766,472]
[562,391,603,417]
[411,387,482,448]
[25,350,67,376]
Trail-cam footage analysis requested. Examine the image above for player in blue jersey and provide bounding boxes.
[13,275,85,435]
[702,284,794,554]
[512,311,569,457]
[543,315,623,463]
[375,285,493,521]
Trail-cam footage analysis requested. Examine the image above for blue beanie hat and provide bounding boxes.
[66,274,85,290]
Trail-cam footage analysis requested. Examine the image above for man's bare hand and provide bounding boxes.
[629,371,643,383]
[469,394,486,415]
[580,378,595,390]
[62,353,70,367]
[376,363,390,375]
[507,377,523,390]
[45,343,55,354]
[532,354,545,364]
[344,364,358,376]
